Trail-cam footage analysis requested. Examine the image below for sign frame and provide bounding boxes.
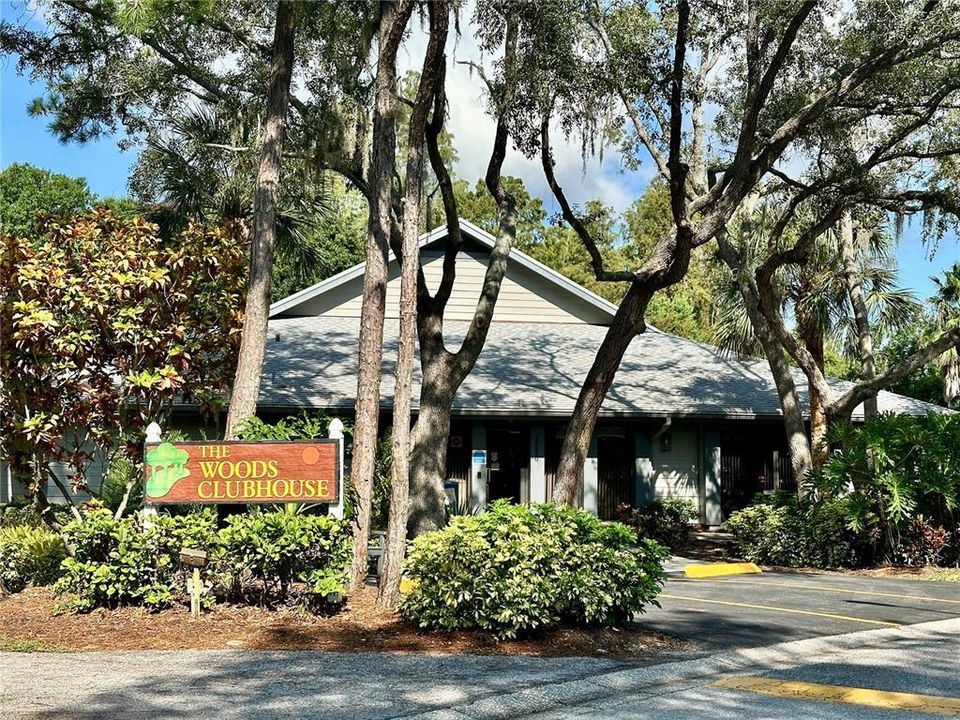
[143,438,341,505]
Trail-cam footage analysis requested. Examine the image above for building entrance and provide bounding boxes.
[487,427,529,503]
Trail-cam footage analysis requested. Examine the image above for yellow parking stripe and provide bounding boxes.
[659,594,901,627]
[710,676,960,717]
[689,578,960,606]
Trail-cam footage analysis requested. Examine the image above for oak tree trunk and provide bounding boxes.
[716,231,815,487]
[408,370,456,536]
[378,1,447,607]
[798,312,828,467]
[223,0,296,439]
[552,283,647,505]
[404,6,518,534]
[755,305,815,484]
[348,0,412,590]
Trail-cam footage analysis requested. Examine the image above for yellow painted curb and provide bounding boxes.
[683,562,761,578]
[710,676,960,717]
[399,578,419,594]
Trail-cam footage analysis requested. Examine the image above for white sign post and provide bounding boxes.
[142,421,162,529]
[327,417,345,519]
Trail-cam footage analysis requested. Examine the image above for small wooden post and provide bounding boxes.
[327,418,345,519]
[142,421,162,529]
[191,567,201,617]
[180,548,208,617]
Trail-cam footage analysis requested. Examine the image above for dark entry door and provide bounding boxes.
[598,435,633,520]
[487,428,528,503]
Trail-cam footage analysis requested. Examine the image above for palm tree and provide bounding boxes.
[715,202,919,464]
[130,104,354,301]
[930,262,960,406]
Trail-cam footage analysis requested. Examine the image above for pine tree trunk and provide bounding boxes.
[840,211,879,418]
[348,0,412,590]
[552,284,647,505]
[223,0,296,439]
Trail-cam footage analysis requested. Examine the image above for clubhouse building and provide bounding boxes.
[257,220,941,525]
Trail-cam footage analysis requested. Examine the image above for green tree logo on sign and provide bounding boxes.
[146,443,191,498]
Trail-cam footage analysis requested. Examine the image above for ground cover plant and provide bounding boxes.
[399,501,668,639]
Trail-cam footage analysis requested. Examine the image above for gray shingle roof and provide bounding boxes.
[260,316,946,420]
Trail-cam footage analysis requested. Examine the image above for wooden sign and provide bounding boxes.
[143,440,339,504]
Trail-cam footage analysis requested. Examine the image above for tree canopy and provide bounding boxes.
[0,163,95,237]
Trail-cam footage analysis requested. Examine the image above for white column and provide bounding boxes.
[470,424,487,509]
[583,435,599,515]
[529,425,546,504]
[327,417,345,519]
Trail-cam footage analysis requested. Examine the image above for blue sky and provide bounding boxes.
[2,28,955,300]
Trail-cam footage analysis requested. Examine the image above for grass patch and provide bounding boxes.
[0,638,70,653]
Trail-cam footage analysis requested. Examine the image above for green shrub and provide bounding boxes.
[53,508,219,612]
[726,493,859,568]
[617,497,697,550]
[810,413,960,564]
[51,506,351,613]
[0,503,72,529]
[217,510,351,604]
[0,525,67,592]
[399,501,669,639]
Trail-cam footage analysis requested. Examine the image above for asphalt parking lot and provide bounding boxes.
[634,567,960,652]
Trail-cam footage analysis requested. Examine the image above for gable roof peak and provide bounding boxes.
[270,218,620,321]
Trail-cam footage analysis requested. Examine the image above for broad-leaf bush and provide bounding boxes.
[54,508,220,612]
[0,525,67,593]
[215,511,351,605]
[0,211,246,510]
[399,501,668,639]
[725,493,860,568]
[0,503,71,530]
[51,507,351,612]
[616,497,697,550]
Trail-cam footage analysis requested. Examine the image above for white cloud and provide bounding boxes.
[399,11,654,214]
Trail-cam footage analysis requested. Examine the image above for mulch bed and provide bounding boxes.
[0,586,684,658]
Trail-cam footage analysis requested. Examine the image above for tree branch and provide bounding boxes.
[829,327,960,418]
[540,118,635,283]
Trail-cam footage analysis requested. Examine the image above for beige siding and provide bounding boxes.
[289,251,611,325]
[651,426,700,504]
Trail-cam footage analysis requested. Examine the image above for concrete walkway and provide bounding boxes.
[3,618,958,719]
